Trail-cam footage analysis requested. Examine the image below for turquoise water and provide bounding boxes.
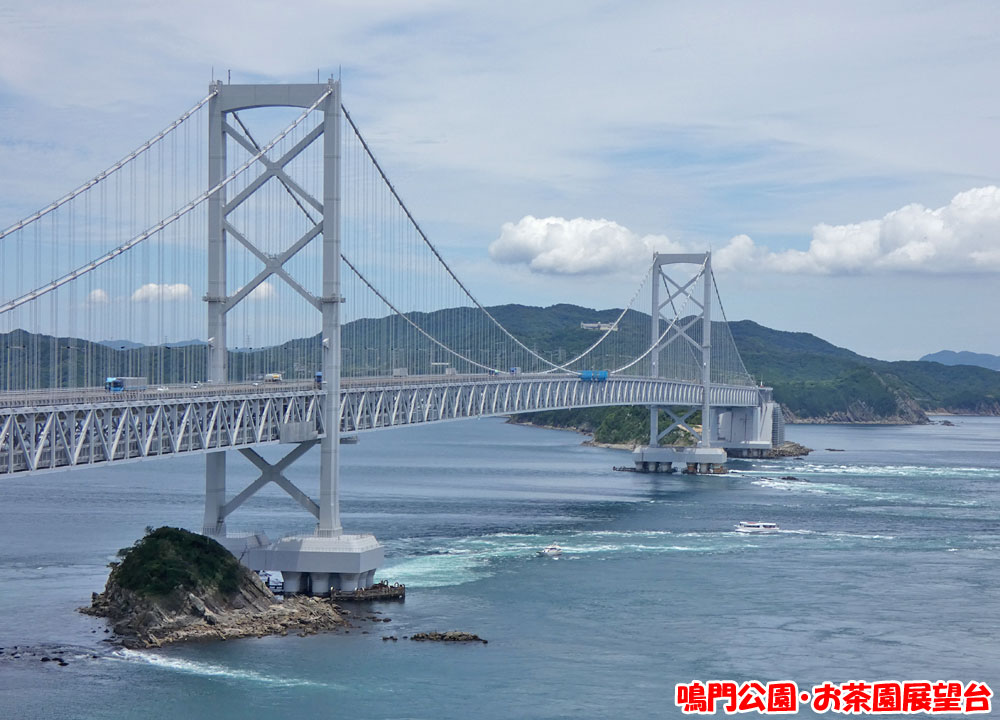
[2,417,999,718]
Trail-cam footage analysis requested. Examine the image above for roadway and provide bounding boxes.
[0,373,768,475]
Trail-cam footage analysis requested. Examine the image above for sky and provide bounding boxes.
[1,1,999,361]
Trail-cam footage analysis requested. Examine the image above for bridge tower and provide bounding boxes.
[201,80,382,594]
[634,252,728,474]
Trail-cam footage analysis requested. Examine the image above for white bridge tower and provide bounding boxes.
[201,81,382,594]
[633,253,728,473]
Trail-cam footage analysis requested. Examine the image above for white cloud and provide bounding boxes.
[489,216,686,275]
[87,288,109,304]
[713,186,1000,274]
[500,187,1000,277]
[131,283,192,302]
[247,281,276,301]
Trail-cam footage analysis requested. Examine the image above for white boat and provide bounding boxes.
[735,521,780,533]
[537,543,562,557]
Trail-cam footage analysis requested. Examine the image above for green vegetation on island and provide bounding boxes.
[112,526,243,597]
[510,406,697,445]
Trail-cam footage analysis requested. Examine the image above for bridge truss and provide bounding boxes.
[0,375,765,476]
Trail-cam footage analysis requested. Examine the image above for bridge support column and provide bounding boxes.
[203,452,226,535]
[318,79,343,539]
[203,82,229,538]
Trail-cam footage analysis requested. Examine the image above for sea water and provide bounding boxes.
[1,417,998,718]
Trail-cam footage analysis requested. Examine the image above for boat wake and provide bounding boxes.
[108,649,339,688]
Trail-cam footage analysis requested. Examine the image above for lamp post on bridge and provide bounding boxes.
[62,345,83,389]
[6,344,24,392]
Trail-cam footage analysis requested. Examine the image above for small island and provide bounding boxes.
[82,527,345,648]
[508,407,812,457]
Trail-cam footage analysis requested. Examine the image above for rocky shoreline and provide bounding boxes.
[82,577,347,649]
[582,438,636,451]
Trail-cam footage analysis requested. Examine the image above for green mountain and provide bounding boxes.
[731,320,1000,421]
[920,350,1000,372]
[4,304,998,423]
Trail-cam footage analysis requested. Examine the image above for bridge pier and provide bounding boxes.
[632,445,728,474]
[203,442,385,595]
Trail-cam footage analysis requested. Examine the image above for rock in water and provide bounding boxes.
[766,441,812,458]
[81,527,343,648]
[410,631,487,644]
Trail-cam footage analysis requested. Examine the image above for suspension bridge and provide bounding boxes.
[0,81,781,594]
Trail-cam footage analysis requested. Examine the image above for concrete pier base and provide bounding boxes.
[282,571,305,594]
[632,446,728,474]
[210,532,384,596]
[725,447,769,459]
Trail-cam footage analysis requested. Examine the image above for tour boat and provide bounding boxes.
[537,543,562,557]
[734,521,780,533]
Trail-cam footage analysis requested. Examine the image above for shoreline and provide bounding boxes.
[509,413,982,437]
[506,417,635,450]
[81,594,348,649]
[507,418,808,456]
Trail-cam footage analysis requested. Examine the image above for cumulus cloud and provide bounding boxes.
[494,187,1000,277]
[131,283,192,302]
[247,281,276,301]
[715,186,1000,274]
[489,216,685,275]
[87,288,109,304]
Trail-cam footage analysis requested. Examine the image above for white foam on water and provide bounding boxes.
[759,461,1000,480]
[386,522,913,587]
[387,529,751,585]
[747,476,935,505]
[751,478,830,494]
[109,649,338,688]
[586,529,677,538]
[383,552,487,588]
[821,531,896,541]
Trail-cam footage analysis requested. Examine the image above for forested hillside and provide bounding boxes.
[5,304,999,422]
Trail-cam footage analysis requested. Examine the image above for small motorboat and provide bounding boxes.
[734,521,780,533]
[537,543,562,557]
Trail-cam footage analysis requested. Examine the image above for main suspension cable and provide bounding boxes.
[0,90,218,243]
[0,89,333,316]
[343,105,592,373]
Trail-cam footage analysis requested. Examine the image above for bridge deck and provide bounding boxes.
[0,374,764,475]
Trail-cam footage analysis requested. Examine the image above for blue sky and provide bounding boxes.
[1,1,999,360]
